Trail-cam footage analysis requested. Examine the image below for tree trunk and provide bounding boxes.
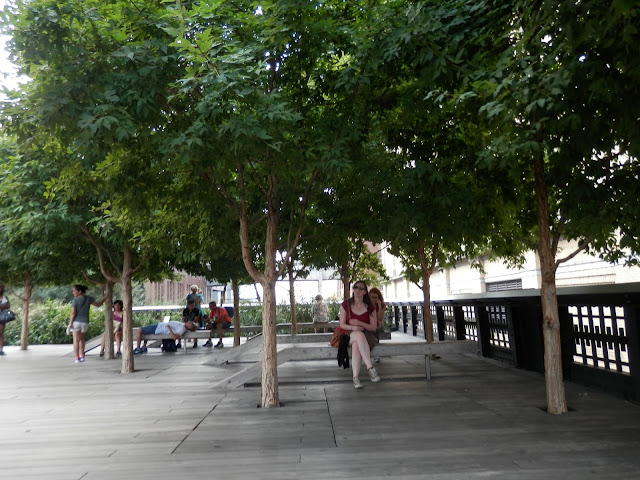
[19,272,32,350]
[120,246,135,374]
[420,271,434,343]
[260,204,280,408]
[288,262,297,335]
[534,154,568,414]
[232,278,241,347]
[103,282,115,359]
[418,240,437,343]
[261,278,279,407]
[341,262,350,301]
[237,167,279,407]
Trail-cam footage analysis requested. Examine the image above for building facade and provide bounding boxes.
[377,239,640,303]
[144,273,212,306]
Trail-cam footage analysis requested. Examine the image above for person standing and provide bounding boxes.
[67,285,106,363]
[338,281,381,389]
[0,283,11,356]
[186,285,202,316]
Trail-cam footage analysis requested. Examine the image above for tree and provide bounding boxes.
[0,136,85,349]
[2,0,185,370]
[386,0,640,413]
[354,0,518,344]
[161,0,374,407]
[467,1,640,414]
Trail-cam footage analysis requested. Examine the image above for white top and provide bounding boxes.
[155,321,187,336]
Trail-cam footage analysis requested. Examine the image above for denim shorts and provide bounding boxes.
[140,324,158,335]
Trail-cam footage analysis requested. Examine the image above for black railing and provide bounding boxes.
[387,283,640,403]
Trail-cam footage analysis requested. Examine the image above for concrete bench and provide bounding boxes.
[137,324,390,356]
[138,329,214,354]
[212,339,478,388]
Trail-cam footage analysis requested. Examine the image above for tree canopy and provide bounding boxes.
[1,0,639,411]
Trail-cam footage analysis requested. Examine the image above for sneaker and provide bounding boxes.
[368,367,380,382]
[353,377,363,389]
[214,341,224,349]
[116,351,122,357]
[74,357,80,363]
[140,346,148,354]
[79,356,85,362]
[134,348,142,355]
[99,351,105,357]
[203,340,212,347]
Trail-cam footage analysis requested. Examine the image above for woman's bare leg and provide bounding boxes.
[350,331,373,371]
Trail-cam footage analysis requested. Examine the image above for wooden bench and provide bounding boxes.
[211,339,478,388]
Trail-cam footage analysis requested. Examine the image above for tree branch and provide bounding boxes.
[277,168,320,278]
[237,163,263,283]
[79,224,120,284]
[555,239,591,268]
[551,216,567,258]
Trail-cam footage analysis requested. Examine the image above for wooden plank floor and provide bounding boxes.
[1,333,639,480]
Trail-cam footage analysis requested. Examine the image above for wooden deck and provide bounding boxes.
[1,332,639,480]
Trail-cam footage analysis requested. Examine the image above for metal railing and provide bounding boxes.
[387,283,640,402]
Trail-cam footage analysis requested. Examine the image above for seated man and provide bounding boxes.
[134,320,198,354]
[203,301,232,348]
[181,300,202,348]
[185,285,203,316]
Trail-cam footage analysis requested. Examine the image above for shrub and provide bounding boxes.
[5,299,108,346]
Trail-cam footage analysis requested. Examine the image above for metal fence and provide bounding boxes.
[387,283,640,402]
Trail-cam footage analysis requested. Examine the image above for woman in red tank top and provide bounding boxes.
[339,280,381,389]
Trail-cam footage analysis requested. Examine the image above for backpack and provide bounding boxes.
[162,339,178,352]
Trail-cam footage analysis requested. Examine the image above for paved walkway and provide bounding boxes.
[1,333,639,480]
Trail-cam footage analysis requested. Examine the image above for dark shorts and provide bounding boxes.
[141,324,158,335]
[212,321,231,330]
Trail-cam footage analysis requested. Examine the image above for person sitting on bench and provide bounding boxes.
[180,300,202,348]
[134,320,198,354]
[203,301,232,348]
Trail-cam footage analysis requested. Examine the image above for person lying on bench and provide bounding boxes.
[134,320,198,354]
[203,301,231,348]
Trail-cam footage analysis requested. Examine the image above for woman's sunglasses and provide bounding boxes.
[353,285,366,291]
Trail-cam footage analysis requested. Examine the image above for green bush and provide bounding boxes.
[1,300,345,345]
[4,299,107,345]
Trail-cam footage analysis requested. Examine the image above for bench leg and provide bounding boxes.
[425,355,432,381]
